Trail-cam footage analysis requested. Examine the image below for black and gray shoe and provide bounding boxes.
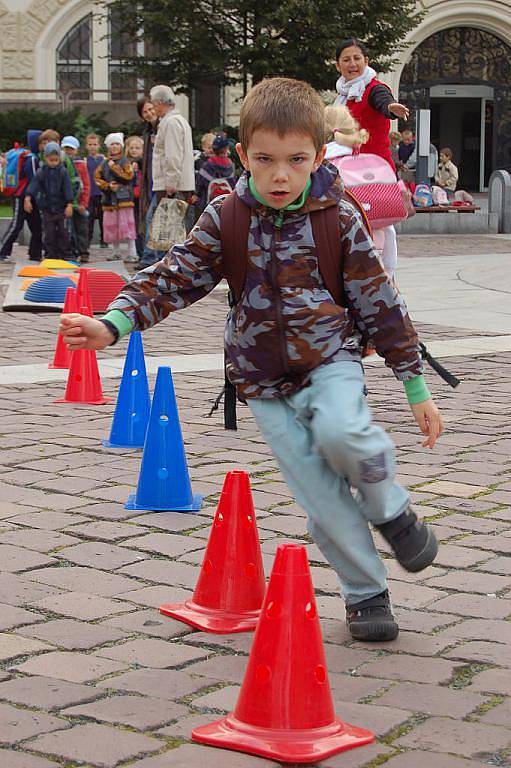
[346,590,399,642]
[376,507,438,573]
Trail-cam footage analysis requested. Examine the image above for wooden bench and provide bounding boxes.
[414,205,481,214]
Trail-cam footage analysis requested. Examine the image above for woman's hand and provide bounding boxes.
[389,102,410,120]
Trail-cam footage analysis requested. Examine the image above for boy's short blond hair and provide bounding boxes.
[239,77,325,151]
[85,133,101,143]
[324,105,369,148]
[39,129,60,146]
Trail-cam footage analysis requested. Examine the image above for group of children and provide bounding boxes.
[60,77,444,644]
[0,129,147,264]
[390,128,460,198]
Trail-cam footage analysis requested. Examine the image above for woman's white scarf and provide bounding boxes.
[335,66,377,105]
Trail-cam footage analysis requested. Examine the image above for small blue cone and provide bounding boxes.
[125,366,203,512]
[103,332,151,449]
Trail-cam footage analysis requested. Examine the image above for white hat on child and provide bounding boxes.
[104,132,124,148]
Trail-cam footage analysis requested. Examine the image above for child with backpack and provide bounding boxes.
[94,133,137,263]
[0,130,43,262]
[61,136,91,263]
[24,142,73,261]
[60,77,443,643]
[196,132,236,213]
[324,105,405,279]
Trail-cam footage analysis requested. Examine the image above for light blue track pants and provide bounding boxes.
[248,361,410,604]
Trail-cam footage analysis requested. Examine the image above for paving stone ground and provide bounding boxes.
[0,238,510,767]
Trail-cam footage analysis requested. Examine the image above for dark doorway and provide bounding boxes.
[430,98,482,190]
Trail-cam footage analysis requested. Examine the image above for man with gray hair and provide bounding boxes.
[140,84,195,265]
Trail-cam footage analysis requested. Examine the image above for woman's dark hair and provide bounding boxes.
[335,38,369,62]
[137,96,151,120]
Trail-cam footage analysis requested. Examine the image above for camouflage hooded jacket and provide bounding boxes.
[107,164,423,399]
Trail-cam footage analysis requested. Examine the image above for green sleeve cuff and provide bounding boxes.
[101,309,134,340]
[403,375,431,405]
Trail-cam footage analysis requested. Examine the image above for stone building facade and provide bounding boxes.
[0,0,510,188]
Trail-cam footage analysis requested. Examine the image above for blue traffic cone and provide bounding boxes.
[125,366,203,512]
[102,332,151,450]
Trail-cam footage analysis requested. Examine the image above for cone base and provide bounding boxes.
[192,714,374,764]
[102,439,143,450]
[124,493,203,512]
[160,600,260,633]
[55,397,112,405]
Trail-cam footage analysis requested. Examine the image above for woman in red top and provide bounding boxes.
[333,38,409,278]
[334,38,408,170]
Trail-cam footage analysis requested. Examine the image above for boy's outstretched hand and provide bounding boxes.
[59,313,114,351]
[411,398,444,449]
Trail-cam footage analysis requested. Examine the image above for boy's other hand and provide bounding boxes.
[411,398,444,449]
[24,197,33,214]
[65,203,73,218]
[59,313,114,351]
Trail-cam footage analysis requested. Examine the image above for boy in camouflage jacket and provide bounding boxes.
[60,78,443,642]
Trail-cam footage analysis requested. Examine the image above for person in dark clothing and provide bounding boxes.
[398,129,415,165]
[24,142,73,261]
[137,97,159,266]
[196,133,236,213]
[0,129,43,262]
[85,133,106,248]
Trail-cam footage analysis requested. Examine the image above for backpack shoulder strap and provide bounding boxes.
[219,190,251,305]
[310,204,343,306]
[341,188,373,236]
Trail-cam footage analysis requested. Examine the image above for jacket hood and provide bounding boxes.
[235,162,343,214]
[27,130,42,154]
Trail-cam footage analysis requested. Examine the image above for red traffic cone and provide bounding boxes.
[160,471,265,632]
[55,305,111,405]
[76,268,92,314]
[49,287,77,369]
[193,543,374,763]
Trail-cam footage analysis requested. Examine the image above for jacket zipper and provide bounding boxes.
[270,216,290,376]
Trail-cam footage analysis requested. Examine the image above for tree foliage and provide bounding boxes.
[96,0,423,93]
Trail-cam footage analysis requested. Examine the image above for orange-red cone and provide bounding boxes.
[76,268,92,314]
[193,543,374,763]
[55,305,111,405]
[49,287,77,369]
[160,470,265,632]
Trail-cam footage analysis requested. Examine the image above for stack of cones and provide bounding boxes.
[160,470,265,632]
[49,286,77,369]
[193,543,374,763]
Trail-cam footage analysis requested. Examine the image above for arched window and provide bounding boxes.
[56,14,92,100]
[109,6,139,100]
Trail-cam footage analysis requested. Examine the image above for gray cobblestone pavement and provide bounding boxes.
[0,237,510,767]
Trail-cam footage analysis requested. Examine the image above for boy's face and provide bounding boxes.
[63,146,77,157]
[108,142,123,155]
[86,138,100,154]
[402,132,413,145]
[236,129,325,209]
[46,153,61,168]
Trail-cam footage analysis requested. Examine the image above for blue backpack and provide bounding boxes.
[3,147,32,194]
[413,183,433,208]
